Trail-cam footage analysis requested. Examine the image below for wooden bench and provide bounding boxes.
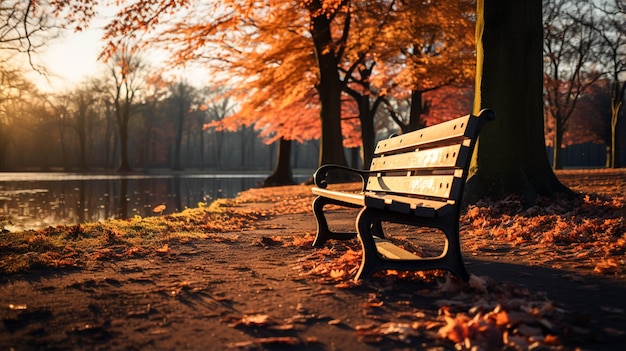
[311,109,495,282]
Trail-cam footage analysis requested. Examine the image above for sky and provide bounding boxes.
[27,4,114,93]
[29,4,210,93]
[33,27,105,92]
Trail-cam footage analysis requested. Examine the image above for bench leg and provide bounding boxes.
[354,208,386,280]
[311,196,357,247]
[353,208,470,282]
[439,219,470,282]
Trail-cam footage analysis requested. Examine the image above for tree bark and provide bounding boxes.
[263,138,295,186]
[407,90,427,132]
[309,2,348,169]
[465,0,570,206]
[345,86,376,169]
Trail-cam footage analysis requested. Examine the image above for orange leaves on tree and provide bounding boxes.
[98,0,479,153]
[372,1,476,94]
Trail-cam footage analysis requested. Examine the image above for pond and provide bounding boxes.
[0,172,310,232]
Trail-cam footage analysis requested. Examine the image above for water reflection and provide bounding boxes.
[0,173,286,232]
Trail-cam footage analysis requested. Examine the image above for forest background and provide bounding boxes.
[0,0,624,180]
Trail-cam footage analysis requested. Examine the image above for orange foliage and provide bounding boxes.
[368,1,476,97]
[562,78,613,146]
[99,0,477,146]
[421,86,474,126]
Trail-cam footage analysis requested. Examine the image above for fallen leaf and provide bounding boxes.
[314,289,335,295]
[330,269,345,279]
[153,204,166,214]
[255,336,301,345]
[267,323,294,331]
[366,301,384,308]
[8,304,27,310]
[355,323,377,331]
[438,315,470,343]
[241,314,270,326]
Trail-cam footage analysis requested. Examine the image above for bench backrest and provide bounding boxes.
[365,109,494,204]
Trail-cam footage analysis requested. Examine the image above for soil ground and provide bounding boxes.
[1,169,625,350]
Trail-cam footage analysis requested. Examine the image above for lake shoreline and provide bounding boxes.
[1,170,314,232]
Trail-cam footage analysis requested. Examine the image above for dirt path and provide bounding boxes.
[1,224,444,351]
[1,169,625,350]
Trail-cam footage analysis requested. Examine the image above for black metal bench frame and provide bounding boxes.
[311,109,495,282]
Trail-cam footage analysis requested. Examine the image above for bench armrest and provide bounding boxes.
[313,164,371,191]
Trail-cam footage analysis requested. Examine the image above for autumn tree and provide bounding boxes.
[0,69,27,168]
[0,1,70,167]
[586,0,626,168]
[101,1,357,173]
[1,0,99,78]
[165,81,197,171]
[375,1,475,133]
[335,0,475,168]
[543,0,605,169]
[565,79,613,149]
[106,44,147,172]
[135,74,169,168]
[466,0,570,205]
[88,78,119,168]
[1,1,54,69]
[201,87,236,169]
[24,93,60,168]
[60,84,99,170]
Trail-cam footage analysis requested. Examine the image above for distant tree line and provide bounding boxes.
[0,66,320,172]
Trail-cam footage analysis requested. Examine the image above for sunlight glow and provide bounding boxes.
[23,3,219,93]
[33,28,105,92]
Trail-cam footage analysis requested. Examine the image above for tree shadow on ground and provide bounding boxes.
[466,257,626,350]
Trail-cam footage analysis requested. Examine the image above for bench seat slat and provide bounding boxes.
[366,174,463,199]
[375,114,478,155]
[311,187,365,206]
[311,187,453,218]
[374,237,421,260]
[370,144,470,171]
[364,192,452,217]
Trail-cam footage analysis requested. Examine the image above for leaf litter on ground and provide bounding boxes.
[0,169,624,349]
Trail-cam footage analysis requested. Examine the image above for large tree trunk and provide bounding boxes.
[264,138,295,186]
[465,0,570,206]
[345,87,376,169]
[309,2,348,169]
[359,106,375,169]
[407,90,427,132]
